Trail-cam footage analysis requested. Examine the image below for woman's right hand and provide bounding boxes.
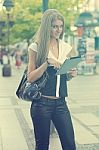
[47,58,61,69]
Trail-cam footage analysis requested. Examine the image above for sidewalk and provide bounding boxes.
[0,64,99,150]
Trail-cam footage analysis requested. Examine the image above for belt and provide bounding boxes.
[41,95,62,100]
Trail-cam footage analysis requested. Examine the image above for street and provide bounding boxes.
[68,74,99,150]
[0,64,99,150]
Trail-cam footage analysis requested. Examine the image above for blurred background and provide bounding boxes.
[0,0,99,150]
[0,0,99,75]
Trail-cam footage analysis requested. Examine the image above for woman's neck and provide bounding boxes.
[49,38,59,59]
[50,38,58,46]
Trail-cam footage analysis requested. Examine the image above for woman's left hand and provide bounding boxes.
[68,68,77,78]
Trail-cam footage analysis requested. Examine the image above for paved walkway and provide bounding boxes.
[0,63,99,150]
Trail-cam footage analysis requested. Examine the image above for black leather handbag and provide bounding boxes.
[16,68,49,101]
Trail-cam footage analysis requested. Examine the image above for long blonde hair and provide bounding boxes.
[33,9,65,66]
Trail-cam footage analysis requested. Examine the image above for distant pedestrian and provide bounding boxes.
[27,9,77,150]
[15,50,22,69]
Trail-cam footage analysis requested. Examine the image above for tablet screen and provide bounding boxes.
[56,56,81,75]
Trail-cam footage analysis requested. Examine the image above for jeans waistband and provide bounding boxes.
[41,96,65,101]
[32,96,66,106]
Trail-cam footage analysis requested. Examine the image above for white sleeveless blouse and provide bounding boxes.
[28,39,72,97]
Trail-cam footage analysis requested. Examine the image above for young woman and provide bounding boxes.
[28,9,77,150]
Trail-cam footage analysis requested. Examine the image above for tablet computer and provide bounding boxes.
[56,56,81,75]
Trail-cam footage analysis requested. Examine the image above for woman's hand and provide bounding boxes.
[68,68,77,77]
[47,58,61,69]
[66,68,77,81]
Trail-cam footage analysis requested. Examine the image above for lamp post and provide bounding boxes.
[3,0,14,64]
[42,0,48,13]
[1,0,14,76]
[0,21,5,64]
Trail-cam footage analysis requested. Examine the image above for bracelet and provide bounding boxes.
[46,58,50,66]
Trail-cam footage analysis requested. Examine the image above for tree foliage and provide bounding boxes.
[1,0,85,44]
[10,0,42,43]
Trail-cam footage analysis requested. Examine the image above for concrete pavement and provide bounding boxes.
[0,63,99,150]
[68,74,99,150]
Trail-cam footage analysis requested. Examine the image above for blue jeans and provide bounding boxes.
[30,97,76,150]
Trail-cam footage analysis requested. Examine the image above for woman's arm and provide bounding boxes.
[27,49,48,83]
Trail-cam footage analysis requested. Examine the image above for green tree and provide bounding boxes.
[9,0,85,44]
[10,0,42,43]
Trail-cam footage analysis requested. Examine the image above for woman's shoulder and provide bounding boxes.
[28,42,38,52]
[60,40,78,57]
[59,39,72,50]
